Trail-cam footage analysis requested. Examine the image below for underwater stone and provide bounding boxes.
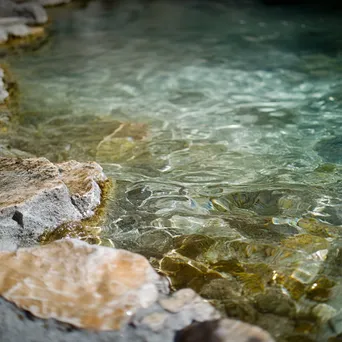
[159,251,222,292]
[254,288,296,317]
[96,122,149,163]
[314,137,342,164]
[281,234,329,254]
[173,234,216,259]
[0,157,107,249]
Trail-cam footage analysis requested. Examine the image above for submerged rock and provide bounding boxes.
[12,116,150,164]
[0,157,107,249]
[315,137,342,164]
[0,239,223,342]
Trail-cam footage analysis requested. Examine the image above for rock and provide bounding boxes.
[0,239,161,329]
[0,239,221,342]
[315,137,342,164]
[5,22,30,36]
[95,122,149,163]
[0,16,46,48]
[57,160,107,217]
[37,0,71,6]
[254,288,296,317]
[0,25,8,42]
[0,16,26,25]
[0,143,34,157]
[14,2,47,25]
[175,318,275,342]
[0,0,17,18]
[0,157,107,249]
[0,0,47,25]
[12,116,148,163]
[0,67,9,102]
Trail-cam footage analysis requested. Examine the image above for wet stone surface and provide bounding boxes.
[0,157,107,250]
[0,239,226,342]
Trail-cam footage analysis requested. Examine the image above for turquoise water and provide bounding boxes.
[6,1,342,341]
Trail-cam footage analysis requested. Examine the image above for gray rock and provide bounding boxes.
[0,0,47,25]
[0,16,26,24]
[0,157,107,250]
[13,2,47,24]
[176,318,275,342]
[0,292,219,342]
[38,0,71,6]
[4,22,30,36]
[0,25,8,42]
[0,0,17,17]
[0,67,9,102]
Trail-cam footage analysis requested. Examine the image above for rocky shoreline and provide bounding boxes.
[0,3,277,342]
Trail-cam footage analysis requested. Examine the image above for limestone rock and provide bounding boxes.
[0,239,221,342]
[0,157,107,249]
[0,239,161,329]
[176,318,275,342]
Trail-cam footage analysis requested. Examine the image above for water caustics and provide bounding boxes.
[5,1,342,341]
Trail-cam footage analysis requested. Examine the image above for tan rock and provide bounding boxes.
[0,239,161,330]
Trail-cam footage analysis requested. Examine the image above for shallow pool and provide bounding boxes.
[5,0,342,340]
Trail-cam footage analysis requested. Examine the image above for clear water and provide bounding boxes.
[5,0,342,341]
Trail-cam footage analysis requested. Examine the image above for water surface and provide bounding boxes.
[5,1,342,341]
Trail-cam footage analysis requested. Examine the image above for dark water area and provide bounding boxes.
[4,0,342,341]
